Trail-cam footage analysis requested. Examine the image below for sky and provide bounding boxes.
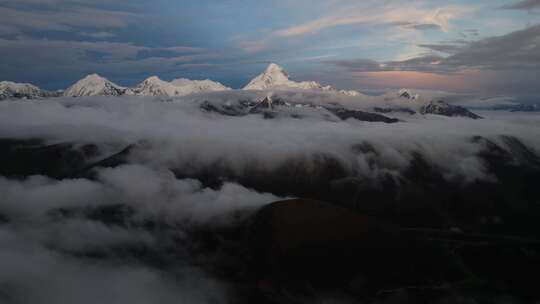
[0,0,539,97]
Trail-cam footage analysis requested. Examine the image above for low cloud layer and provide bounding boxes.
[0,163,282,303]
[1,92,539,183]
[1,93,539,303]
[0,225,227,304]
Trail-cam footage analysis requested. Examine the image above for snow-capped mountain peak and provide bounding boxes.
[244,63,292,90]
[0,81,42,98]
[266,63,288,74]
[134,76,179,97]
[83,74,104,82]
[170,78,231,95]
[0,81,61,100]
[144,76,162,83]
[64,74,130,97]
[141,76,166,86]
[134,76,230,97]
[263,63,290,80]
[243,62,334,91]
[243,63,361,96]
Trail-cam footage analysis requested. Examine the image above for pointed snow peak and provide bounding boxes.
[144,76,163,83]
[244,63,353,93]
[64,74,128,97]
[80,74,108,84]
[267,63,281,70]
[244,63,293,90]
[85,73,103,79]
[265,63,289,77]
[134,76,177,96]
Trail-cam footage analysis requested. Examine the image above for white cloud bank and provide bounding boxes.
[0,163,282,304]
[0,91,539,303]
[0,92,539,183]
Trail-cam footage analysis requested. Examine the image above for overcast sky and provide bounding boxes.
[0,0,539,97]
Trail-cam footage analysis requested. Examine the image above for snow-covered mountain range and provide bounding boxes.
[1,63,358,99]
[0,63,510,120]
[0,81,61,99]
[133,76,230,97]
[61,74,231,97]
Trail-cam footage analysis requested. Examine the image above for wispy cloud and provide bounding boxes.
[274,3,472,37]
[297,54,338,61]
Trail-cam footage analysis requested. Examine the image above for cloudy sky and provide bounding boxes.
[0,0,539,97]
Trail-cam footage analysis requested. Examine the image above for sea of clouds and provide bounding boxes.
[0,163,281,304]
[1,92,539,182]
[0,91,539,303]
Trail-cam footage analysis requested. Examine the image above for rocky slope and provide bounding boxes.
[421,100,483,119]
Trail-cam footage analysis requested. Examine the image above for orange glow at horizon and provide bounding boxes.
[352,71,478,91]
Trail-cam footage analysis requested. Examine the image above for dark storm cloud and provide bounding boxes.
[502,0,540,10]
